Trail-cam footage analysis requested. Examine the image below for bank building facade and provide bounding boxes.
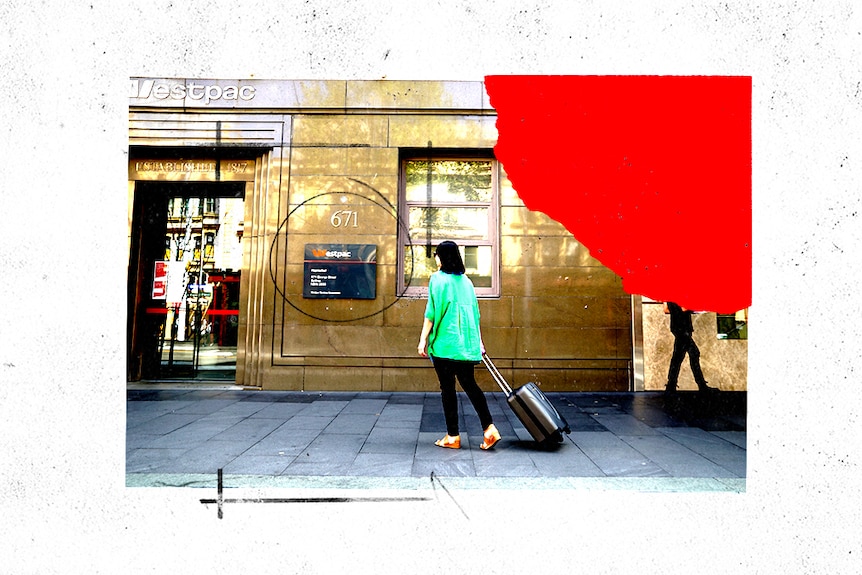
[127,78,748,393]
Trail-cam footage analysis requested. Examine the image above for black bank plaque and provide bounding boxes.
[303,244,377,299]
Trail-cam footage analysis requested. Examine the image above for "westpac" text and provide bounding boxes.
[311,249,352,259]
[130,79,256,105]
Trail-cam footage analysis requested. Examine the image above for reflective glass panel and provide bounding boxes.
[405,160,493,203]
[155,195,243,379]
[408,206,489,240]
[403,244,493,288]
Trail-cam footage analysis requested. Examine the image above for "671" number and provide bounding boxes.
[330,210,358,228]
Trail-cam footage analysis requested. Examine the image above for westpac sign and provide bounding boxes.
[130,78,256,106]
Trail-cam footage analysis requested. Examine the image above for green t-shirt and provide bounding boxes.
[424,271,482,362]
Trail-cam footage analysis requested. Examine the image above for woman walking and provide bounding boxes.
[417,241,501,450]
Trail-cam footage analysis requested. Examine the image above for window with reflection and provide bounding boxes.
[398,154,499,297]
[717,309,748,340]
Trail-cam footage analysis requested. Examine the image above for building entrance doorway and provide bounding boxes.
[128,181,246,381]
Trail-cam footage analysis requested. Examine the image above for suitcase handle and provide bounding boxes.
[481,353,513,397]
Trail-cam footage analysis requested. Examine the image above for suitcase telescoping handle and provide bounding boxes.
[481,353,513,397]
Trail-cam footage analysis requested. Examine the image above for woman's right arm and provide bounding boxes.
[419,274,436,357]
[418,317,433,357]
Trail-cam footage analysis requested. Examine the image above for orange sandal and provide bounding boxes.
[480,424,501,450]
[435,434,461,449]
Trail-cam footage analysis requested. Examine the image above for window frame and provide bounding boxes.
[397,150,501,298]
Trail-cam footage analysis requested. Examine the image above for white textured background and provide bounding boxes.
[1,1,859,572]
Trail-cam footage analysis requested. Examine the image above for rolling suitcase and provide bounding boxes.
[482,354,571,445]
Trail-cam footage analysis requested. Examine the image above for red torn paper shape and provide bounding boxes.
[485,75,751,314]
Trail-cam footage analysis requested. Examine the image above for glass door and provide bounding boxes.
[128,182,245,381]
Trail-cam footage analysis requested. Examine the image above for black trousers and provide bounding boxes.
[431,357,494,436]
[667,333,707,386]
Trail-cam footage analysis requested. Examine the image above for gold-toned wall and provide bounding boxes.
[260,108,632,391]
[642,303,748,391]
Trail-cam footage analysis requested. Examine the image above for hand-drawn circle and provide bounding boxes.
[268,181,416,323]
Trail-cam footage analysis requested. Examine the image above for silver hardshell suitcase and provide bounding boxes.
[482,354,570,445]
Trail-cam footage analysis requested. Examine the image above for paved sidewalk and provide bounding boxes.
[126,386,746,492]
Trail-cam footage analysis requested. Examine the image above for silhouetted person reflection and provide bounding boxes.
[664,302,718,393]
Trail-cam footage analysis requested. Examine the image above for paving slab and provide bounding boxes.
[128,413,202,435]
[247,402,307,419]
[591,413,664,436]
[341,398,389,414]
[242,428,320,457]
[323,413,379,435]
[569,431,670,477]
[621,434,737,478]
[361,426,420,454]
[222,454,293,475]
[349,453,415,477]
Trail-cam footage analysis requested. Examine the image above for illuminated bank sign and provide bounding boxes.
[130,78,256,106]
[303,244,377,300]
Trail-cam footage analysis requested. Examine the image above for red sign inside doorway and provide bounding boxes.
[152,261,167,299]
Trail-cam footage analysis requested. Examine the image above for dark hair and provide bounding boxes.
[434,241,466,275]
